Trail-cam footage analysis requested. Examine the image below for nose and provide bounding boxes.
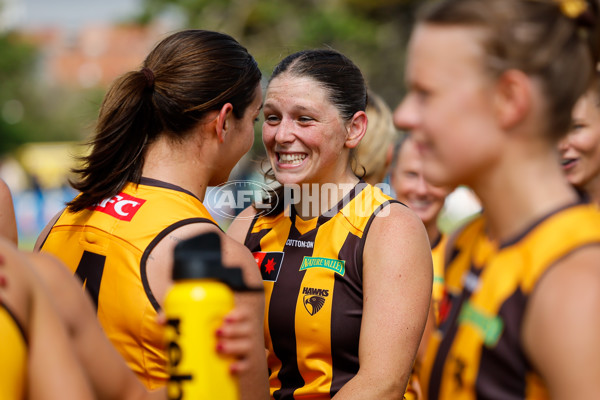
[415,174,429,196]
[274,118,296,145]
[557,134,571,154]
[393,94,418,132]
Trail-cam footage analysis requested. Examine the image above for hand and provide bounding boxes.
[215,307,255,375]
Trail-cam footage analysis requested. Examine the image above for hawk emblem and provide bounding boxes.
[303,295,325,316]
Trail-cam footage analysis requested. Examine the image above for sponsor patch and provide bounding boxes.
[90,193,146,221]
[458,300,504,347]
[253,252,284,282]
[299,256,345,276]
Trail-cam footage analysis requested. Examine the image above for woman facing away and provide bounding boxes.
[34,29,268,398]
[228,49,433,399]
[394,0,600,399]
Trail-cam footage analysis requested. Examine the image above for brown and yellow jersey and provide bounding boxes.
[245,182,400,399]
[421,203,600,400]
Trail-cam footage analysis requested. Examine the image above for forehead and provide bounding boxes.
[406,24,488,87]
[264,73,329,106]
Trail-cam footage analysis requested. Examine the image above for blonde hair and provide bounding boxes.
[355,91,398,184]
[419,0,600,140]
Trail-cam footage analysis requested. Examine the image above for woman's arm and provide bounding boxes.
[333,203,433,399]
[146,221,269,400]
[0,238,95,400]
[28,251,156,400]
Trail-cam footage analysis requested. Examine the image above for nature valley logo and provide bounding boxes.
[299,256,345,276]
[458,300,504,347]
[302,287,329,316]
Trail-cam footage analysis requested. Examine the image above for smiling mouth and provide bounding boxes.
[278,153,307,165]
[408,199,433,210]
[561,158,577,169]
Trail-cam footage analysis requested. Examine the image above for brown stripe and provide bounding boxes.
[330,232,362,396]
[476,288,528,399]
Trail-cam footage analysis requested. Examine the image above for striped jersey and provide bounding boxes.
[421,203,600,399]
[431,233,448,325]
[39,177,218,389]
[245,182,399,399]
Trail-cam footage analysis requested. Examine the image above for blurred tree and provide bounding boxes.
[0,31,102,157]
[136,0,420,156]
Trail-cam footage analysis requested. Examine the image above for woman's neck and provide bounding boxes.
[293,173,360,220]
[472,148,578,243]
[142,136,211,201]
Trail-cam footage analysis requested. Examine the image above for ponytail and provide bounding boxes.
[66,30,261,212]
[67,70,160,211]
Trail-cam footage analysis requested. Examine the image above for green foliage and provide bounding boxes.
[0,32,101,157]
[137,0,421,103]
[135,0,424,160]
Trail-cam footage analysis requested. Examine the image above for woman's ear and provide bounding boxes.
[345,111,368,149]
[215,103,234,143]
[494,69,532,130]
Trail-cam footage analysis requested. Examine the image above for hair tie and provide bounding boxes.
[141,67,155,89]
[559,0,588,18]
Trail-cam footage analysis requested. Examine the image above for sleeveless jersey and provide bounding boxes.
[39,177,218,389]
[0,303,27,400]
[421,203,600,399]
[245,182,399,399]
[431,234,448,325]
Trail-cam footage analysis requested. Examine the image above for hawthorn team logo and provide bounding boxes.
[253,252,284,282]
[302,287,329,316]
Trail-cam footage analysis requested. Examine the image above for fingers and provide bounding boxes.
[215,308,254,375]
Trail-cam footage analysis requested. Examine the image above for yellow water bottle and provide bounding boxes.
[164,232,245,400]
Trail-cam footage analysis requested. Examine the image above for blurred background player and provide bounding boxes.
[559,71,600,206]
[394,0,600,398]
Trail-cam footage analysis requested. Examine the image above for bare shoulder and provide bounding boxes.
[226,205,259,244]
[365,202,431,264]
[527,244,600,314]
[522,244,600,397]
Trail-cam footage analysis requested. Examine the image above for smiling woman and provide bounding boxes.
[228,48,433,400]
[558,74,600,205]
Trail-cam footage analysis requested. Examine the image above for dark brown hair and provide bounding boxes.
[419,0,600,140]
[270,49,367,121]
[68,29,261,211]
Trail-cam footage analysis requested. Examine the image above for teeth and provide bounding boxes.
[410,200,431,209]
[562,159,575,166]
[279,153,306,165]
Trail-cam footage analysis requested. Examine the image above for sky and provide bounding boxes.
[3,0,143,31]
